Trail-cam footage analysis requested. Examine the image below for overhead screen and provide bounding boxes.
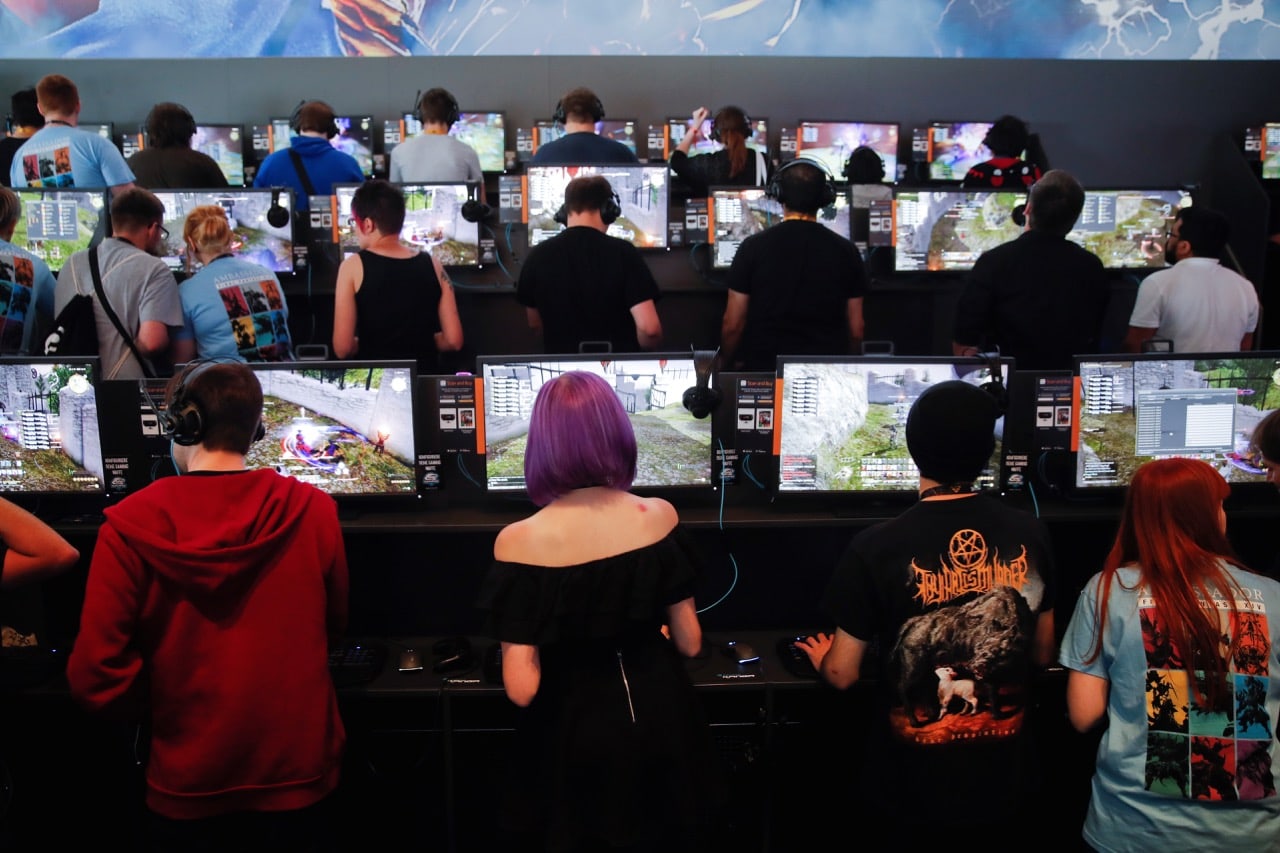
[332,182,481,266]
[525,164,669,249]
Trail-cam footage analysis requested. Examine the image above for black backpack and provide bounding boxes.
[43,291,98,357]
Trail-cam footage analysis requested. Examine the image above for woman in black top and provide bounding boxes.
[668,105,771,197]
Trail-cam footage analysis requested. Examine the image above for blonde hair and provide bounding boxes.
[182,205,232,257]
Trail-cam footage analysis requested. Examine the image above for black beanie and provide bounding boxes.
[906,380,1000,484]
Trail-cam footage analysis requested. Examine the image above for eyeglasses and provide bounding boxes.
[1165,225,1181,241]
[158,224,170,240]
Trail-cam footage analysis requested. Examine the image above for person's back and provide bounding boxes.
[252,101,363,210]
[10,75,134,192]
[961,115,1041,190]
[527,86,638,166]
[389,87,484,184]
[353,250,441,364]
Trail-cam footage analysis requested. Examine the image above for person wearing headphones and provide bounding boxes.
[961,114,1042,190]
[719,158,866,370]
[389,87,485,200]
[67,360,349,850]
[668,104,770,198]
[252,100,363,211]
[528,87,638,165]
[516,175,661,354]
[127,102,228,189]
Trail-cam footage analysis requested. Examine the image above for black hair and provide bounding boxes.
[558,87,605,123]
[145,102,196,148]
[418,88,459,126]
[1027,169,1085,237]
[9,87,41,129]
[1176,206,1231,260]
[844,145,885,184]
[983,115,1030,158]
[775,160,829,215]
[351,178,406,235]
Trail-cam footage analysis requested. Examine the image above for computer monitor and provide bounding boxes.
[891,189,1025,272]
[1263,123,1280,180]
[924,122,995,181]
[775,355,1009,497]
[0,357,104,495]
[478,354,714,495]
[331,115,375,178]
[80,122,115,145]
[331,182,481,266]
[450,111,506,173]
[531,119,638,155]
[150,188,297,275]
[665,115,769,158]
[191,124,246,187]
[525,164,669,249]
[795,121,898,183]
[1073,352,1280,493]
[267,117,293,152]
[11,188,106,274]
[709,186,849,270]
[1068,188,1193,269]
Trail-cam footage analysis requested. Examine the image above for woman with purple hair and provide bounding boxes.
[477,370,723,852]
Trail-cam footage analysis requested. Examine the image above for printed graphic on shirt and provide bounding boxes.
[888,528,1041,743]
[217,272,291,361]
[0,253,34,352]
[19,141,75,188]
[1140,590,1276,801]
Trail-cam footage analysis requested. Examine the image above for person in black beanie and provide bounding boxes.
[794,378,1057,846]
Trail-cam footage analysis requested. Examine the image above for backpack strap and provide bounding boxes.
[88,245,155,379]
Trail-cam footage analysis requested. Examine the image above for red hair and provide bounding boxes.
[1086,458,1248,708]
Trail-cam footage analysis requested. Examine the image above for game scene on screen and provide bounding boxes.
[450,112,506,172]
[711,187,848,268]
[927,122,994,181]
[482,357,712,492]
[668,116,769,156]
[191,125,245,186]
[1067,190,1192,269]
[778,360,1004,493]
[154,190,294,274]
[1075,355,1280,490]
[12,190,103,273]
[246,364,416,496]
[332,116,375,177]
[0,361,103,494]
[333,183,479,265]
[1263,124,1280,180]
[893,190,1024,272]
[526,165,668,248]
[796,122,898,181]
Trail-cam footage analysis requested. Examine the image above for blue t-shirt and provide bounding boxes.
[0,237,56,354]
[528,131,639,165]
[175,255,294,362]
[1061,564,1280,852]
[252,135,364,211]
[9,124,134,189]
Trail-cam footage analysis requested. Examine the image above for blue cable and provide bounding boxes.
[741,451,766,490]
[455,452,482,488]
[698,440,739,614]
[1026,479,1040,518]
[483,225,515,282]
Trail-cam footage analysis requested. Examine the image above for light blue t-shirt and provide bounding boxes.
[0,237,56,354]
[9,124,134,190]
[175,255,294,362]
[1061,563,1280,852]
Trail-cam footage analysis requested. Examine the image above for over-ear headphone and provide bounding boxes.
[1010,190,1030,228]
[553,187,621,226]
[976,352,1009,416]
[266,187,290,228]
[843,145,885,183]
[767,157,838,210]
[416,88,460,128]
[162,359,267,447]
[682,348,722,419]
[710,106,751,143]
[461,182,491,223]
[552,91,605,126]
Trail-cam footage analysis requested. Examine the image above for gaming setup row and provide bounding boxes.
[7,174,1194,281]
[6,349,1280,516]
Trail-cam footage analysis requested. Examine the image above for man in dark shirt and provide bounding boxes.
[0,87,43,187]
[952,169,1111,370]
[127,102,229,189]
[527,87,638,165]
[517,175,661,354]
[720,158,867,371]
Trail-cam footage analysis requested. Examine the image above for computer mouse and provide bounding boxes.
[398,648,424,672]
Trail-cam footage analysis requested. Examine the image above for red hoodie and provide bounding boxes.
[67,469,349,820]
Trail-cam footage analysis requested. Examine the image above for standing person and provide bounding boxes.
[796,380,1056,843]
[389,87,484,198]
[668,104,769,197]
[66,361,349,852]
[8,74,134,195]
[127,102,229,189]
[0,87,44,187]
[476,370,724,852]
[961,115,1042,190]
[331,179,463,370]
[517,175,662,353]
[252,101,363,211]
[0,186,57,353]
[719,158,867,370]
[1060,457,1280,852]
[527,87,638,165]
[174,204,294,361]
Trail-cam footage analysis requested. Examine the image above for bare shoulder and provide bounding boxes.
[629,494,679,535]
[493,516,537,562]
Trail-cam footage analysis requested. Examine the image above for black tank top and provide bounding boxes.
[353,250,443,370]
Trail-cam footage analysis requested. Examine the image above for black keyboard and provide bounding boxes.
[775,635,820,681]
[328,641,387,687]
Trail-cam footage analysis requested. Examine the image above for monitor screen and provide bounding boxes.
[450,111,506,173]
[1068,188,1193,269]
[479,354,714,494]
[776,356,1009,495]
[268,117,293,152]
[926,122,994,181]
[795,121,898,183]
[1264,123,1280,180]
[0,357,104,495]
[1073,353,1280,492]
[246,361,418,498]
[151,189,296,275]
[892,189,1025,272]
[191,124,246,186]
[709,186,849,269]
[332,182,481,266]
[666,115,769,157]
[525,164,669,249]
[11,188,105,274]
[531,119,637,155]
[80,122,115,144]
[331,115,375,177]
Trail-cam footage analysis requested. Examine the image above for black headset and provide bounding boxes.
[975,351,1009,416]
[552,91,605,126]
[266,187,290,228]
[461,182,491,223]
[682,348,722,420]
[767,157,838,210]
[843,145,885,183]
[146,102,195,146]
[1010,189,1031,228]
[416,88,460,127]
[553,182,622,226]
[161,359,266,447]
[290,99,339,139]
[709,106,751,143]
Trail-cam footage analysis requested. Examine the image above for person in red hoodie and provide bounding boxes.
[67,360,349,852]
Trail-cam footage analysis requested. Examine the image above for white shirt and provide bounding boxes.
[1128,256,1258,352]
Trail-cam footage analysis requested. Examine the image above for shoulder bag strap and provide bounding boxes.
[287,148,317,197]
[89,245,155,379]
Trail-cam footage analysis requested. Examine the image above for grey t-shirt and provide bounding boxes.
[389,133,484,184]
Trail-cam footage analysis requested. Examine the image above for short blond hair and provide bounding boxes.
[182,205,232,256]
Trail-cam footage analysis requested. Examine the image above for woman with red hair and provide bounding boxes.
[1060,457,1280,851]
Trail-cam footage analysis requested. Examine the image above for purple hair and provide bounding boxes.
[524,371,636,506]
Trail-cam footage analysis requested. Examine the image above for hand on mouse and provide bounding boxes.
[794,633,832,669]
